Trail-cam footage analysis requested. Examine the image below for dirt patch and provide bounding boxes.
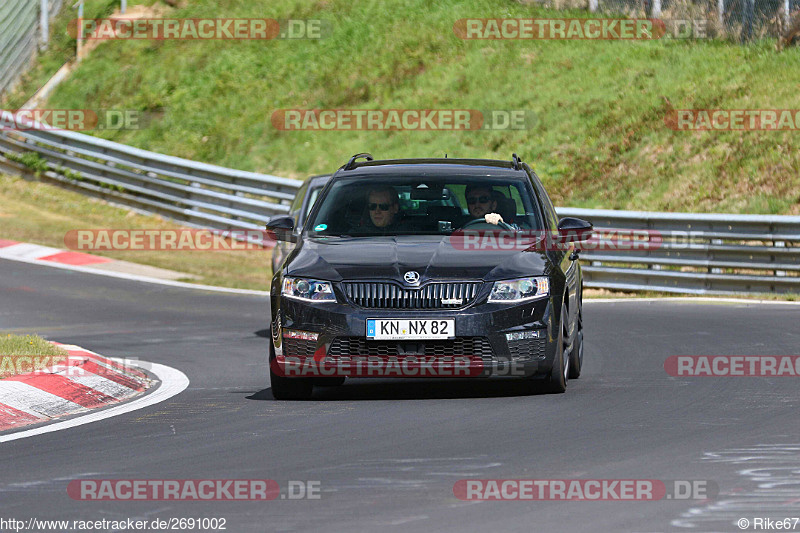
[79,3,171,58]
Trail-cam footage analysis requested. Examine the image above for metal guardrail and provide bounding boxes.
[0,0,63,97]
[0,126,303,231]
[0,125,797,295]
[0,0,39,96]
[556,207,800,295]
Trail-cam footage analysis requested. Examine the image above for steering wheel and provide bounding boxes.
[460,218,514,231]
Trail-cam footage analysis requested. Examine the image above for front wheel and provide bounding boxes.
[269,337,313,400]
[543,304,569,394]
[567,304,583,379]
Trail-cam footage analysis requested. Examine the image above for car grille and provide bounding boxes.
[282,337,317,357]
[508,338,547,361]
[342,281,481,309]
[328,336,494,360]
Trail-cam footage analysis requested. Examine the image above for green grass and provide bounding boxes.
[0,173,273,289]
[0,334,68,378]
[15,0,798,215]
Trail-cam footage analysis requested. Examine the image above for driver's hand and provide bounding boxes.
[484,213,504,225]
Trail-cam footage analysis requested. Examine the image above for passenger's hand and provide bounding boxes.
[484,213,504,225]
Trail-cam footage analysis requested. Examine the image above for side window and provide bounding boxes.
[530,177,559,231]
[509,186,523,215]
[300,188,321,228]
[289,182,309,229]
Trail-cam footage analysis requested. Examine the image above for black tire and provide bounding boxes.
[269,337,313,400]
[567,303,583,379]
[544,304,569,394]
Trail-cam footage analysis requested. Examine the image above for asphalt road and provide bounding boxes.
[1,258,799,533]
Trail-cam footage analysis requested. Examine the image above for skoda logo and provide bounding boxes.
[404,271,420,285]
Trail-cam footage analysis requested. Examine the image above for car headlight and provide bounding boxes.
[488,277,550,303]
[282,277,336,302]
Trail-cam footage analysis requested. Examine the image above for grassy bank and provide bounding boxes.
[7,0,798,215]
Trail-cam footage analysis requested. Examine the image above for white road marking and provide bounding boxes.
[63,372,135,399]
[0,243,63,261]
[0,254,267,295]
[0,382,87,417]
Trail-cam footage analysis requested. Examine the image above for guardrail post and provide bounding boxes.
[651,0,662,18]
[710,239,723,273]
[775,240,786,277]
[39,0,50,49]
[73,0,85,61]
[649,228,661,270]
[741,0,755,41]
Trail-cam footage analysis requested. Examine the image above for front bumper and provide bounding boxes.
[271,291,560,379]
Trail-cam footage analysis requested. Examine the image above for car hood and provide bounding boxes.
[287,235,550,283]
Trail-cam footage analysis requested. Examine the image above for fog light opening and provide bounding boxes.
[283,329,319,341]
[505,330,544,342]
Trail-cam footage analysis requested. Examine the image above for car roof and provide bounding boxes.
[333,159,531,180]
[357,157,514,167]
[349,157,515,169]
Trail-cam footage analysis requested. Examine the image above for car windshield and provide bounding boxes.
[306,175,543,237]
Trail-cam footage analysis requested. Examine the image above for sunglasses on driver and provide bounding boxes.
[466,195,491,205]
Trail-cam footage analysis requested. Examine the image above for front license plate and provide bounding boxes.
[367,319,455,340]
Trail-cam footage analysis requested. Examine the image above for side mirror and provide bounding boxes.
[557,217,593,243]
[266,215,296,242]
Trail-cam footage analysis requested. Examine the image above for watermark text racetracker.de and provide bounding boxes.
[666,109,800,131]
[0,354,142,378]
[271,109,536,131]
[67,479,321,500]
[69,18,330,40]
[271,355,532,378]
[0,109,145,131]
[454,18,663,39]
[64,229,273,251]
[449,228,662,252]
[0,355,74,376]
[454,18,712,39]
[453,479,717,500]
[665,356,800,377]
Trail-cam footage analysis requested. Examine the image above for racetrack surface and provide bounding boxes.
[1,257,799,532]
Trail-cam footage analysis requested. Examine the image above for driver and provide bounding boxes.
[361,185,403,233]
[465,184,506,226]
